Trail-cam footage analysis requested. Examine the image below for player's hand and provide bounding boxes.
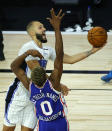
[60,83,71,96]
[91,43,106,54]
[26,49,44,59]
[47,8,65,30]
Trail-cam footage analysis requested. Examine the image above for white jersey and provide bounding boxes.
[18,40,56,78]
[4,40,56,128]
[6,40,56,104]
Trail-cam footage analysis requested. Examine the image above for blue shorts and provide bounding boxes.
[37,117,69,131]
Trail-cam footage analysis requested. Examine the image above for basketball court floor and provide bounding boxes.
[0,32,112,131]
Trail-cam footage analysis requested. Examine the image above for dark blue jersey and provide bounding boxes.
[30,79,67,121]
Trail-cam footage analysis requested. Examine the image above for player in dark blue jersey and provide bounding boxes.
[11,8,69,131]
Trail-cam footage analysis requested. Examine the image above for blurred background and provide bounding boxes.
[0,0,112,31]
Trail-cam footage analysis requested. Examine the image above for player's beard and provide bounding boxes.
[36,33,47,43]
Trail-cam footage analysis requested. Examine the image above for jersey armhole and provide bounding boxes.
[48,80,61,94]
[29,81,32,93]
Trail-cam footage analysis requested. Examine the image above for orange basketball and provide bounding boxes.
[87,27,107,47]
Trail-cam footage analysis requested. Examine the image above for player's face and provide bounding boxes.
[33,22,47,43]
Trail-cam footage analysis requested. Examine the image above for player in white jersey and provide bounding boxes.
[3,8,103,131]
[10,8,68,130]
[3,9,68,131]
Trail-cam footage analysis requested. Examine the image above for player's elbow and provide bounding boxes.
[64,59,75,64]
[63,55,75,64]
[10,62,16,72]
[68,60,74,64]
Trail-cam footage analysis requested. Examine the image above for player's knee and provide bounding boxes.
[2,125,15,131]
[21,126,34,131]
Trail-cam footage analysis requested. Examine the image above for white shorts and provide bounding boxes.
[4,101,37,129]
[4,81,37,129]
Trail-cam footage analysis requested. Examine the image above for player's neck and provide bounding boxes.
[33,37,42,48]
[34,79,47,89]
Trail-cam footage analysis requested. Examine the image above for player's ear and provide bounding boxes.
[29,30,35,36]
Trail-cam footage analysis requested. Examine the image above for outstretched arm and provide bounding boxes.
[11,50,43,90]
[47,9,64,92]
[63,47,102,64]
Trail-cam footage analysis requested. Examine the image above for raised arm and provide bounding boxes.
[47,9,64,92]
[11,50,43,90]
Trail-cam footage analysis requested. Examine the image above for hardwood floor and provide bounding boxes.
[0,33,112,131]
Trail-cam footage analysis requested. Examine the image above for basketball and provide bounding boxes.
[87,27,107,47]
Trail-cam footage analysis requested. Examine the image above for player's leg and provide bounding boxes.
[21,102,37,131]
[2,125,15,131]
[21,125,33,131]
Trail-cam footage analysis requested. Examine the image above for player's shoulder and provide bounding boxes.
[18,41,36,55]
[21,41,35,48]
[46,79,61,95]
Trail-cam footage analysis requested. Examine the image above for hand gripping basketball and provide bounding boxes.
[87,27,107,48]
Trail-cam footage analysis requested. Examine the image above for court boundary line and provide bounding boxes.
[0,69,109,74]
